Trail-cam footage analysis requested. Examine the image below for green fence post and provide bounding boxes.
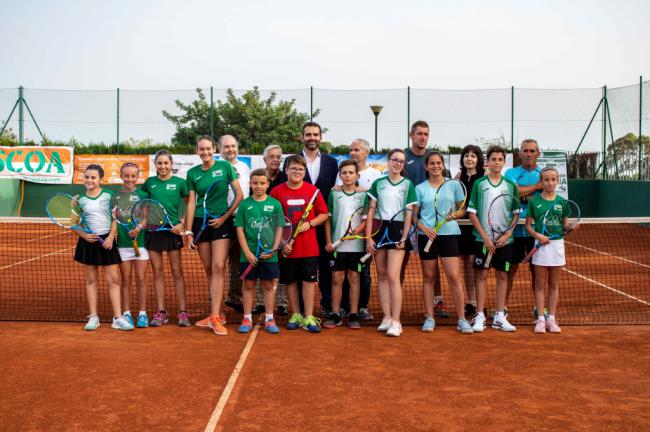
[407,86,410,147]
[210,86,214,138]
[116,88,120,146]
[602,85,607,179]
[639,76,643,180]
[310,86,313,121]
[18,86,24,145]
[511,85,515,152]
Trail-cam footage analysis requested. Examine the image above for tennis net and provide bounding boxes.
[1,217,649,325]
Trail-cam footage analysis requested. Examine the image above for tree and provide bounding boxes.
[606,133,650,179]
[162,87,318,154]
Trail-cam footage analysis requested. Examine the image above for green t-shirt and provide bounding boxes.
[141,176,188,225]
[115,189,148,248]
[234,195,284,263]
[186,160,237,219]
[327,189,367,253]
[467,175,519,243]
[526,195,570,238]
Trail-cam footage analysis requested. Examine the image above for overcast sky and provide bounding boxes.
[2,0,649,90]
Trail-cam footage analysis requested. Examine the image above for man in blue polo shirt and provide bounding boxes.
[504,138,544,317]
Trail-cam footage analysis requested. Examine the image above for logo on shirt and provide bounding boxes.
[166,184,177,191]
[151,184,158,189]
[196,176,203,181]
[264,205,275,212]
[213,170,223,177]
[407,160,414,165]
[247,206,254,210]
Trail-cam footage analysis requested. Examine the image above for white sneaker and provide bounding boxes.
[386,321,401,337]
[377,316,392,332]
[492,315,516,332]
[112,316,134,331]
[84,315,100,331]
[472,314,486,332]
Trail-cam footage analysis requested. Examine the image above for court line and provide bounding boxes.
[0,247,75,271]
[563,268,650,306]
[204,324,260,432]
[566,241,650,269]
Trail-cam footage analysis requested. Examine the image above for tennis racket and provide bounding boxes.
[45,193,105,244]
[360,206,418,263]
[194,179,237,243]
[285,189,320,253]
[483,193,520,268]
[240,214,293,280]
[521,199,581,263]
[424,179,467,253]
[131,199,176,232]
[330,205,372,250]
[111,190,141,256]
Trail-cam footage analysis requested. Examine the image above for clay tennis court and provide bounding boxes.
[2,322,650,431]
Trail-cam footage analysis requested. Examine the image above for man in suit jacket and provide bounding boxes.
[299,122,339,315]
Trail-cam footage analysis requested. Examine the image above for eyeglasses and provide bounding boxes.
[389,158,405,165]
[288,167,305,173]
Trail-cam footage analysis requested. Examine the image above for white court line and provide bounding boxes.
[563,268,650,306]
[25,231,68,242]
[566,241,650,269]
[204,324,260,432]
[0,247,75,271]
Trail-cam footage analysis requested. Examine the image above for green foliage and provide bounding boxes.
[606,133,650,179]
[162,87,318,153]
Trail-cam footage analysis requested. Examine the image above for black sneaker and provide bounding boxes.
[225,299,244,314]
[323,313,342,329]
[347,313,361,329]
[277,305,289,316]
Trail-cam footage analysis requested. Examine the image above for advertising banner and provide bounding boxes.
[0,146,74,184]
[74,155,150,184]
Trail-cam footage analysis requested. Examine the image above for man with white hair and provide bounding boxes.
[262,143,289,315]
[218,135,253,314]
[335,138,381,320]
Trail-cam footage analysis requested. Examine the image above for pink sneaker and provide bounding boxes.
[534,319,546,334]
[546,319,562,333]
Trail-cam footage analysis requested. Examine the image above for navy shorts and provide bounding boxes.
[239,261,280,281]
[145,230,184,252]
[373,220,414,252]
[331,252,365,272]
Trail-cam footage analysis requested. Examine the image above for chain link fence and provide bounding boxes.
[1,81,647,179]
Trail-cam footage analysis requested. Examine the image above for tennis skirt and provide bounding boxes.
[74,235,121,266]
[145,231,184,252]
[373,220,414,252]
[532,239,566,267]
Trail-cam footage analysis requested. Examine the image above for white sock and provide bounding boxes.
[434,296,442,304]
[265,313,274,321]
[244,314,252,321]
[495,311,504,319]
[476,311,485,318]
[548,315,556,322]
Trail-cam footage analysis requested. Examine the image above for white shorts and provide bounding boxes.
[118,247,150,261]
[532,239,565,267]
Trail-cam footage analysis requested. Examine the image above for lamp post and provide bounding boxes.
[370,105,383,152]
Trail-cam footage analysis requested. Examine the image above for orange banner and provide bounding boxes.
[74,155,150,184]
[0,146,74,183]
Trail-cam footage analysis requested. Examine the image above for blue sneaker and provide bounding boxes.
[421,314,435,332]
[302,315,321,333]
[238,318,253,333]
[123,312,134,327]
[264,318,280,334]
[286,313,303,330]
[136,313,148,328]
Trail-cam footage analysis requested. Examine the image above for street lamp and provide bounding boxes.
[370,105,383,152]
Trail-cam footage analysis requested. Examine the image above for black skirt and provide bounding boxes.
[74,235,122,266]
[145,230,184,252]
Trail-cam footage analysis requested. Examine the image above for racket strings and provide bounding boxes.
[132,201,166,230]
[47,194,83,227]
[489,195,519,235]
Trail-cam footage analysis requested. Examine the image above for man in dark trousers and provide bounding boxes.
[298,122,338,316]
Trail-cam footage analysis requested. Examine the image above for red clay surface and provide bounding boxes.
[2,322,650,431]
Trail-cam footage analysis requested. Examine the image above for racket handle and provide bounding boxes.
[240,263,254,280]
[331,239,342,249]
[483,252,493,268]
[521,245,539,264]
[360,252,372,263]
[193,229,204,244]
[132,239,140,257]
[423,238,433,253]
